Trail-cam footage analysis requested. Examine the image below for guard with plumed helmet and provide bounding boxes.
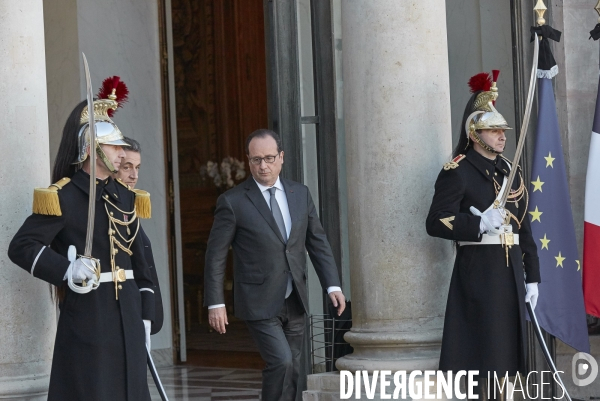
[426,71,541,383]
[8,76,155,401]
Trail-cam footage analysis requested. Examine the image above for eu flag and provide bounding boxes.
[528,50,589,352]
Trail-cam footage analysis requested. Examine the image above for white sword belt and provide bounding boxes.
[72,270,134,284]
[459,233,520,246]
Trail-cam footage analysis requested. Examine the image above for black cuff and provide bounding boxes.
[453,215,482,242]
[36,250,71,287]
[524,258,541,283]
[140,290,156,322]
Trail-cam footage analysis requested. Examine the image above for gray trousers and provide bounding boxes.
[245,289,306,401]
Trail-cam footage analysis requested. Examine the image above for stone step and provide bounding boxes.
[306,372,341,392]
[302,390,340,401]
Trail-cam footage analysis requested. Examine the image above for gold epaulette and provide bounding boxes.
[32,177,71,216]
[115,179,151,219]
[443,154,466,171]
[132,189,151,219]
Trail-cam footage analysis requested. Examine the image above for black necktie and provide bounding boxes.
[268,187,287,243]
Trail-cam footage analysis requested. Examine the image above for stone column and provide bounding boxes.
[336,0,454,371]
[0,1,56,399]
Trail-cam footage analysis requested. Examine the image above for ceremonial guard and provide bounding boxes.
[8,76,155,400]
[426,71,540,379]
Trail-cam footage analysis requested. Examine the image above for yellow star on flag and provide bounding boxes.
[540,234,550,250]
[545,152,555,168]
[531,176,545,192]
[577,260,581,271]
[555,251,565,268]
[529,206,543,223]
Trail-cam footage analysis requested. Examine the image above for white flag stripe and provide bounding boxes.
[585,131,600,226]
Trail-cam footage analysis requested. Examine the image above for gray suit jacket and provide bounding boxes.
[204,176,341,321]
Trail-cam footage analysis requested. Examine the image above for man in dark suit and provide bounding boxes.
[204,129,345,400]
[113,136,164,336]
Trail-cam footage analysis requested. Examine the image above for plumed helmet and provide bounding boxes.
[464,70,512,155]
[74,76,130,167]
[465,70,512,133]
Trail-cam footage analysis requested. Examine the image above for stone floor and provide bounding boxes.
[148,365,262,401]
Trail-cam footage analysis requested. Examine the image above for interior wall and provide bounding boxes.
[43,0,173,359]
[446,0,516,160]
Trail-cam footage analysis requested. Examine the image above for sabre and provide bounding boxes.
[147,345,170,401]
[498,33,540,208]
[66,53,101,293]
[83,53,97,257]
[527,301,572,401]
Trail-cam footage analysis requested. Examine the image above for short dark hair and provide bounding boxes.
[122,136,142,154]
[245,129,283,155]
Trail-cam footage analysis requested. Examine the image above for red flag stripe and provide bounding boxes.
[584,221,600,317]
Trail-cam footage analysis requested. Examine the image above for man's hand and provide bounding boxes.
[208,306,228,334]
[329,291,346,316]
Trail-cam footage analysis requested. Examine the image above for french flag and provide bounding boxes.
[583,73,600,318]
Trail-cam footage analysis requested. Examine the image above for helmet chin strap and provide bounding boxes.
[95,144,118,173]
[471,131,502,155]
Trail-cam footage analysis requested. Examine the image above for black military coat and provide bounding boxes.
[140,227,164,334]
[8,170,155,401]
[426,148,540,376]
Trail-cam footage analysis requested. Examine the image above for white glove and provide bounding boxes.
[472,207,504,234]
[64,246,99,294]
[144,320,152,351]
[525,282,539,311]
[63,255,97,281]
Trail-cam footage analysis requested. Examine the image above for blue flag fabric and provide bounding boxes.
[528,77,589,353]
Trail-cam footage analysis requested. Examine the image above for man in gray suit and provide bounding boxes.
[204,129,346,400]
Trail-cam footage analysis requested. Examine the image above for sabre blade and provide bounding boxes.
[82,53,96,257]
[527,301,572,401]
[499,33,540,207]
[147,346,169,401]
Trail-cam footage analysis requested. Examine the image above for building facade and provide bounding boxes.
[0,0,598,399]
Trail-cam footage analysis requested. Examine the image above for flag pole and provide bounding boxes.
[529,1,558,399]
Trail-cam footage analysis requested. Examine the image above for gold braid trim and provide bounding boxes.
[493,171,528,229]
[32,177,71,216]
[112,236,133,256]
[105,200,140,300]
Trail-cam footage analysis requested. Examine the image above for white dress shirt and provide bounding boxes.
[208,176,341,309]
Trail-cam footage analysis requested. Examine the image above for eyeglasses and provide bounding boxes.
[249,154,280,165]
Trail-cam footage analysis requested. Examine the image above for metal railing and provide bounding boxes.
[309,314,352,373]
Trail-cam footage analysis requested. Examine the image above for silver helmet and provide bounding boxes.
[464,70,512,154]
[74,77,130,173]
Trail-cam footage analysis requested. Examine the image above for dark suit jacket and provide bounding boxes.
[204,176,341,321]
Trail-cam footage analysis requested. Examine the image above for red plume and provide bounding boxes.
[97,76,129,117]
[468,72,492,93]
[492,69,500,82]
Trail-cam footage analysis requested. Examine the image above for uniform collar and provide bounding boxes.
[102,177,122,204]
[495,156,511,177]
[71,170,122,203]
[465,148,498,181]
